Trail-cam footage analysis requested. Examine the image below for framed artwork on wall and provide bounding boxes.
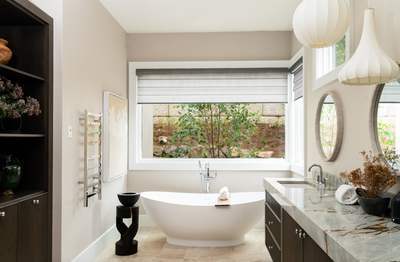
[103,92,128,182]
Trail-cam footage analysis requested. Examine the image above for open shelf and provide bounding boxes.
[0,134,45,137]
[0,64,45,82]
[0,189,45,207]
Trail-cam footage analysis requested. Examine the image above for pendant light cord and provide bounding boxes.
[368,0,371,8]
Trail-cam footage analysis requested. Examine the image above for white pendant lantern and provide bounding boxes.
[339,9,400,85]
[293,0,351,48]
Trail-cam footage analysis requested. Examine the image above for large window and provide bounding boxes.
[146,103,286,159]
[129,61,292,171]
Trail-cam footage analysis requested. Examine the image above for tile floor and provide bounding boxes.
[94,228,273,262]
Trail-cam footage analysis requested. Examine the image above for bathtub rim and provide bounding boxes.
[140,191,265,207]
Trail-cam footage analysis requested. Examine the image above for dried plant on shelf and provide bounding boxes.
[339,150,397,199]
[0,75,41,118]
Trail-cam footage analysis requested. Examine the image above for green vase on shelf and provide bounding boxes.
[0,155,22,196]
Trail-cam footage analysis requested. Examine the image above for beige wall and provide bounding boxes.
[291,30,302,57]
[62,0,127,261]
[305,0,400,192]
[127,31,293,61]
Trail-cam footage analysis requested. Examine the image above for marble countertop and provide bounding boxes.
[263,178,400,262]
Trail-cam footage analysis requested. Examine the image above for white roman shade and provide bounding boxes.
[136,68,289,104]
[290,58,303,101]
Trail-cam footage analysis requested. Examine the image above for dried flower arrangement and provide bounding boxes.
[340,150,398,199]
[0,75,41,118]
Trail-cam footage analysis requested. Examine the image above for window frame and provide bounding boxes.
[313,0,353,90]
[129,61,292,171]
[288,48,305,176]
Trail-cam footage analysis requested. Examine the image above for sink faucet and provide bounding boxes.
[199,161,217,193]
[308,164,326,187]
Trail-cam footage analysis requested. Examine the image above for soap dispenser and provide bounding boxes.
[392,191,400,224]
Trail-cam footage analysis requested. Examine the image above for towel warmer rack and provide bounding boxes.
[79,110,102,207]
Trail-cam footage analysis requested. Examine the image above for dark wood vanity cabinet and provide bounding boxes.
[265,191,282,262]
[265,190,333,262]
[0,193,48,262]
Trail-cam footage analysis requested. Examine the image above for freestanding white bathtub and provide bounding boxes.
[141,191,264,247]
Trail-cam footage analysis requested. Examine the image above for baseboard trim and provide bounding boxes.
[71,225,118,262]
[138,215,265,229]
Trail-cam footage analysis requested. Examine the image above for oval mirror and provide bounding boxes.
[315,91,344,162]
[371,82,400,171]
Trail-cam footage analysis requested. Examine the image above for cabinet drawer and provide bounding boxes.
[0,204,18,262]
[266,191,281,220]
[266,204,281,245]
[266,226,281,262]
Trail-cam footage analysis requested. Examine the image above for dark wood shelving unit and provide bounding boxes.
[0,0,53,261]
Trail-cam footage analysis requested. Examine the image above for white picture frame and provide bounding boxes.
[103,92,128,182]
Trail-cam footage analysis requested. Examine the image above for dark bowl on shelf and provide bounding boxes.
[118,192,140,207]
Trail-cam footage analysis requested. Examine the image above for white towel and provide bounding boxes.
[219,187,229,200]
[335,185,358,205]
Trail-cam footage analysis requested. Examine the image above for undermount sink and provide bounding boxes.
[277,181,315,189]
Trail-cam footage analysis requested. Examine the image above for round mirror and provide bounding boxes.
[371,82,400,171]
[315,91,344,162]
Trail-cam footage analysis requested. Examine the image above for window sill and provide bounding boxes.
[129,158,291,171]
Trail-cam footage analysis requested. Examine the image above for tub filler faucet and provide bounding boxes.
[199,161,217,193]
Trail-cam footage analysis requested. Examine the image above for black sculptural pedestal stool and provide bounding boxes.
[115,192,140,256]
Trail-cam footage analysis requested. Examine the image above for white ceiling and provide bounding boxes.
[99,0,303,34]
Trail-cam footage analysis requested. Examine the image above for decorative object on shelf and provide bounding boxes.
[0,75,41,133]
[102,92,128,182]
[392,191,400,224]
[338,7,400,85]
[116,192,140,256]
[340,150,397,216]
[356,188,391,216]
[292,0,350,48]
[0,38,12,65]
[0,117,22,133]
[0,154,22,196]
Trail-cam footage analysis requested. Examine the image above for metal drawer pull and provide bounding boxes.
[295,229,298,234]
[303,233,306,238]
[33,200,40,205]
[0,212,5,217]
[298,229,302,238]
[268,246,273,250]
[268,221,274,226]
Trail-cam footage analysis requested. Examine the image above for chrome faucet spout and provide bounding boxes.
[308,164,325,187]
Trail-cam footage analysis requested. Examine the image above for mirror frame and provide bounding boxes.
[370,84,391,167]
[315,91,344,162]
